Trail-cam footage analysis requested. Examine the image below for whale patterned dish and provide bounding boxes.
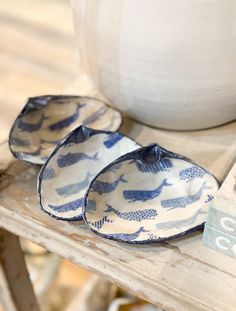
[84,144,219,243]
[9,95,122,164]
[38,126,140,221]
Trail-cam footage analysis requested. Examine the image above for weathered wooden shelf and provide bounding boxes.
[0,118,236,311]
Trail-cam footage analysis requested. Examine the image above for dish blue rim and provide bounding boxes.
[83,143,220,244]
[37,125,140,221]
[9,95,123,165]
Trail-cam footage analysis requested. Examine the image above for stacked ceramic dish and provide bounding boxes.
[9,95,219,244]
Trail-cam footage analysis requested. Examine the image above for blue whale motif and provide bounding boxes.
[102,227,147,242]
[56,172,94,197]
[156,209,205,230]
[89,215,112,230]
[179,166,206,183]
[83,106,108,125]
[43,167,56,180]
[48,197,84,212]
[57,151,99,168]
[129,158,173,174]
[105,204,157,222]
[161,181,212,210]
[10,137,31,147]
[18,114,48,132]
[103,133,123,149]
[49,103,85,131]
[91,174,127,194]
[123,178,172,203]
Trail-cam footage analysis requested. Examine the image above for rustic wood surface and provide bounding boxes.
[1,0,236,310]
[0,228,39,311]
[1,113,236,311]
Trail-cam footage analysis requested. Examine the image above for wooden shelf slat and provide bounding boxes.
[1,116,236,311]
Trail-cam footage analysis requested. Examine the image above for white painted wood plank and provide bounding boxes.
[0,141,235,311]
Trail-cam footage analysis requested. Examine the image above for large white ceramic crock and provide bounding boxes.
[72,0,236,130]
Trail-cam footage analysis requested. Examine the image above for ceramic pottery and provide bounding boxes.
[38,126,140,221]
[72,0,236,130]
[9,95,122,164]
[84,144,219,243]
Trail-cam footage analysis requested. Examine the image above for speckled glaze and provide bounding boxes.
[38,126,140,221]
[72,0,236,130]
[9,95,122,164]
[84,144,219,243]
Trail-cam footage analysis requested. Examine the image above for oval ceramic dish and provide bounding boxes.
[84,144,219,244]
[38,126,140,221]
[9,95,122,164]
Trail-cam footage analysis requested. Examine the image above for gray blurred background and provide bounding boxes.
[0,0,78,141]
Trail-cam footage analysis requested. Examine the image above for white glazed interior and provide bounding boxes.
[73,0,236,130]
[39,129,140,220]
[10,96,122,164]
[85,155,219,243]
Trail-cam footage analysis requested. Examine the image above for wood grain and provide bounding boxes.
[0,229,39,311]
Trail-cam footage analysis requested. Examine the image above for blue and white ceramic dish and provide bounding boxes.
[38,126,140,221]
[9,95,122,164]
[84,144,219,243]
